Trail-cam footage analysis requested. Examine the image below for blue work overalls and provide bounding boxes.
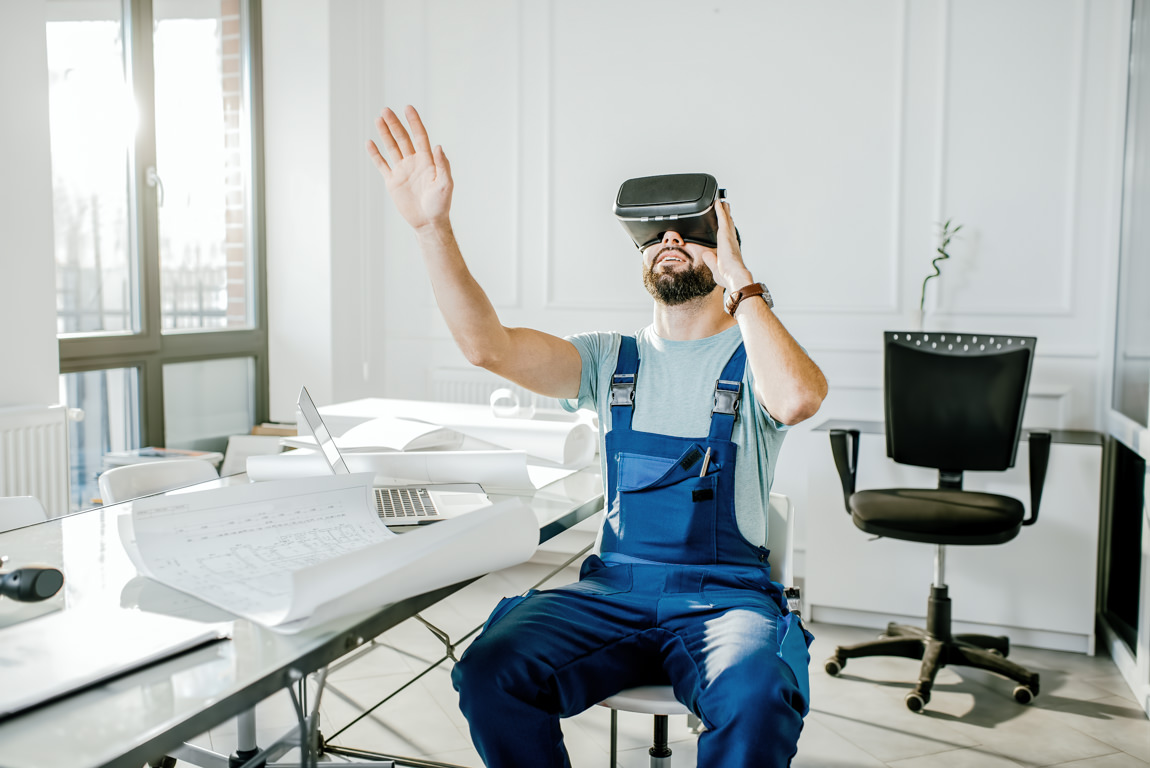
[453,337,812,768]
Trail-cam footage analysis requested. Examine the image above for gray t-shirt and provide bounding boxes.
[560,324,788,547]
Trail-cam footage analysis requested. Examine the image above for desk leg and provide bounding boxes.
[230,708,263,767]
[169,669,390,768]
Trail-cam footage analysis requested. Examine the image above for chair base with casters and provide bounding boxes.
[824,571,1040,712]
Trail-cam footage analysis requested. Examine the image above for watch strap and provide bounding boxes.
[725,282,773,315]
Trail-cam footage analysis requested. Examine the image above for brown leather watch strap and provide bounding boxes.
[724,282,774,316]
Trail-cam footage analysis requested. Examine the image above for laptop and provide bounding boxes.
[297,387,491,524]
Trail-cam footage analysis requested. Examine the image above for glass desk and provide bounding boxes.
[0,468,603,768]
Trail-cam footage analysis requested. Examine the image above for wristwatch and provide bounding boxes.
[725,282,774,316]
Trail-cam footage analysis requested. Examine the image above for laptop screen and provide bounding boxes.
[297,386,350,475]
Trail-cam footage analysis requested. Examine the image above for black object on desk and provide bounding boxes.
[823,331,1052,713]
[0,557,63,602]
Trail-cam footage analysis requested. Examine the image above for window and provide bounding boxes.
[47,0,267,511]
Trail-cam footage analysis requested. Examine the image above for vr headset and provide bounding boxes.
[614,173,736,250]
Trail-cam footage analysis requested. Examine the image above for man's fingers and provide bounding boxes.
[406,105,434,155]
[382,107,417,157]
[433,144,451,181]
[365,140,392,178]
[716,198,734,231]
[375,112,405,162]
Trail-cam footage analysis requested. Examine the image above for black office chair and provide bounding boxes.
[824,331,1051,713]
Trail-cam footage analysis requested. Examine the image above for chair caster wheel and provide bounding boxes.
[1013,685,1035,704]
[905,691,929,712]
[824,657,843,676]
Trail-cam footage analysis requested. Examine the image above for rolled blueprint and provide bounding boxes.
[246,449,540,491]
[443,419,596,467]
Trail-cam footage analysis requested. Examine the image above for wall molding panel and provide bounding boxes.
[539,0,910,315]
[931,0,1090,319]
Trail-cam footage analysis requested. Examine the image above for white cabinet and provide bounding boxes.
[806,421,1103,655]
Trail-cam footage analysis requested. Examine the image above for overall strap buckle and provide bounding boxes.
[712,379,742,417]
[610,373,637,407]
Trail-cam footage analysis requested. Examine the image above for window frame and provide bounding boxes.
[56,0,269,447]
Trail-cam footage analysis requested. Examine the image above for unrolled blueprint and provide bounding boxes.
[317,398,599,467]
[119,473,539,633]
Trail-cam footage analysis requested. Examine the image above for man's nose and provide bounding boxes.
[661,230,685,246]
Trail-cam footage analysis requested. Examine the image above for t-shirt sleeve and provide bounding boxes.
[559,331,617,414]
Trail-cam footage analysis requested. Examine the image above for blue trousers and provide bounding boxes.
[451,557,810,768]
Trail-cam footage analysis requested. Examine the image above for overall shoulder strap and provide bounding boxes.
[708,343,747,441]
[609,335,639,432]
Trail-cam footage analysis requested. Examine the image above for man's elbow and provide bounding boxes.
[462,345,505,373]
[457,332,510,370]
[767,388,827,427]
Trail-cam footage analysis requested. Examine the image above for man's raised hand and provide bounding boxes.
[701,198,753,292]
[366,105,453,233]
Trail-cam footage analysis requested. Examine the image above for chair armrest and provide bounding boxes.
[828,429,860,514]
[1023,430,1051,526]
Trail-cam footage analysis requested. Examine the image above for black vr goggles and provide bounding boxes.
[614,173,736,250]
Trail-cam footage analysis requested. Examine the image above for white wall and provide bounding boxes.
[263,0,1133,557]
[0,0,61,408]
[263,0,334,422]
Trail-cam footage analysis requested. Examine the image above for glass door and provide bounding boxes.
[1104,0,1150,713]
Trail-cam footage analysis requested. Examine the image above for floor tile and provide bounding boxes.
[1043,696,1150,762]
[1048,753,1150,767]
[319,673,475,758]
[916,694,1121,767]
[792,715,889,767]
[888,746,1029,767]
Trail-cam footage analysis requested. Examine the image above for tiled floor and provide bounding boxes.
[186,536,1150,767]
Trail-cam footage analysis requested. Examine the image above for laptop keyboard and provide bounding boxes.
[375,487,438,520]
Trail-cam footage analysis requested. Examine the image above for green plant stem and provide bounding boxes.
[920,221,962,312]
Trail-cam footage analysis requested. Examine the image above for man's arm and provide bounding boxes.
[701,200,828,426]
[366,106,582,399]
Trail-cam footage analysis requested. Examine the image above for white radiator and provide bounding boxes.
[431,368,563,410]
[0,405,70,519]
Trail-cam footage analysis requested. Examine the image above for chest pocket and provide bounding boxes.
[612,444,720,562]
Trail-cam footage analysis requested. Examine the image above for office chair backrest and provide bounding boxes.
[98,459,219,504]
[884,331,1036,472]
[0,496,49,533]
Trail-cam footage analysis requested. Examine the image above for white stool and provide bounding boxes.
[599,685,694,767]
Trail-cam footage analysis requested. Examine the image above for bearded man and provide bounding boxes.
[367,105,828,768]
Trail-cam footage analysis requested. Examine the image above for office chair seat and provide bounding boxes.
[851,489,1025,545]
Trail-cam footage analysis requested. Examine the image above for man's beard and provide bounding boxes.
[643,253,719,305]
